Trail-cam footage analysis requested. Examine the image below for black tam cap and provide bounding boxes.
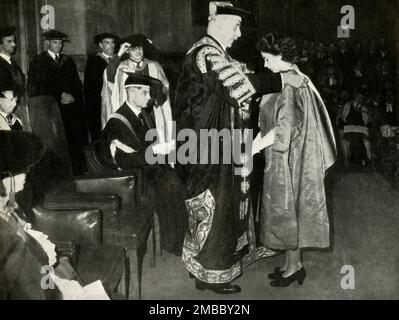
[124,73,162,89]
[94,33,119,45]
[124,73,166,106]
[209,2,251,19]
[0,131,45,178]
[0,26,16,40]
[43,30,69,42]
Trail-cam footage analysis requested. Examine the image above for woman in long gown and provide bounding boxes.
[253,33,337,287]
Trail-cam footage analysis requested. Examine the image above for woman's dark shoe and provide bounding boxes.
[268,267,285,280]
[270,267,306,287]
[189,272,195,279]
[195,279,241,294]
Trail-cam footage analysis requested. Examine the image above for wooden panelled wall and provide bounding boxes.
[6,1,397,58]
[2,0,398,118]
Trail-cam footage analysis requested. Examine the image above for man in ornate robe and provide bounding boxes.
[174,1,305,294]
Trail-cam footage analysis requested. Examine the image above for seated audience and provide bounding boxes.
[342,91,371,167]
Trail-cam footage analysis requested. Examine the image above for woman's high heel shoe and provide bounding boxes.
[270,267,306,287]
[268,267,285,280]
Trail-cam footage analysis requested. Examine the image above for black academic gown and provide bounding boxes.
[84,54,109,141]
[100,103,187,254]
[174,35,282,284]
[28,51,87,174]
[0,56,25,99]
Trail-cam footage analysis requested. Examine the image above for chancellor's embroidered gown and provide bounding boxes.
[175,35,282,284]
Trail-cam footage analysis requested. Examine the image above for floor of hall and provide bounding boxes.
[138,170,399,300]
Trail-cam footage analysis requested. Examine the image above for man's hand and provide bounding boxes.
[61,92,75,104]
[152,140,176,155]
[118,42,131,57]
[282,73,308,89]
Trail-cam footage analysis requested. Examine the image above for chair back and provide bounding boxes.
[18,96,74,196]
[84,140,108,175]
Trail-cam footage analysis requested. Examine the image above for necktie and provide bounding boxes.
[6,114,13,124]
[55,54,61,65]
[138,113,149,132]
[6,114,22,131]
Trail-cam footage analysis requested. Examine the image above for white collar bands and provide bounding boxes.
[0,53,12,64]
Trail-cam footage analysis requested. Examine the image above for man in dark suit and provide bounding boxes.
[0,26,25,101]
[28,30,87,174]
[100,74,187,256]
[84,33,120,141]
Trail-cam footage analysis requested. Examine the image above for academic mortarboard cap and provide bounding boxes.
[121,34,152,49]
[123,73,162,90]
[209,1,251,20]
[0,131,45,178]
[94,33,119,45]
[0,26,16,39]
[124,72,166,106]
[42,30,70,42]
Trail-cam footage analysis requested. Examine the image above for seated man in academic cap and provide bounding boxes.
[28,30,87,174]
[0,26,25,101]
[100,74,187,255]
[84,33,122,141]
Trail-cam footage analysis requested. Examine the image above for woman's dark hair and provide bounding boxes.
[257,33,298,64]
